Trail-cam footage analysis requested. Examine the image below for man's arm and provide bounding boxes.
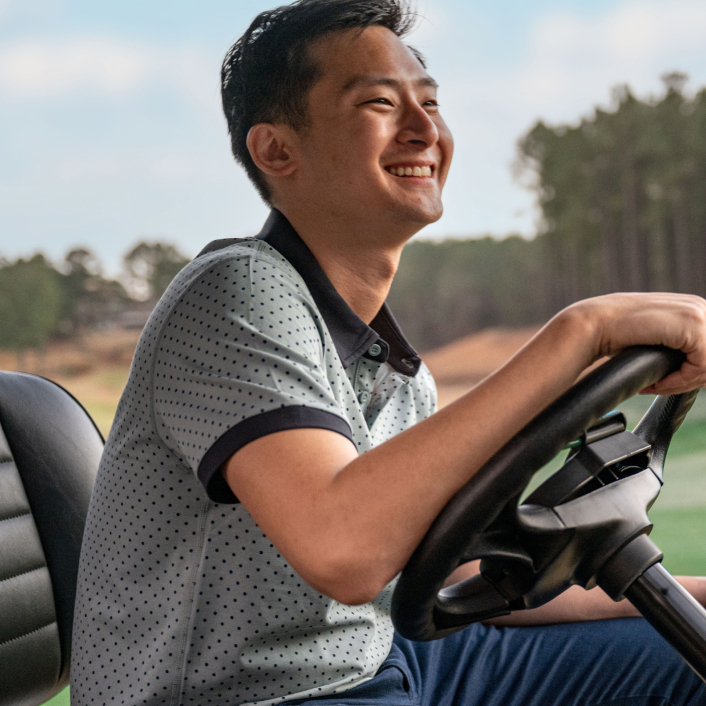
[445,561,706,625]
[489,577,706,626]
[223,293,706,606]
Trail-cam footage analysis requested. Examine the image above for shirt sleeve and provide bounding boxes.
[153,246,353,503]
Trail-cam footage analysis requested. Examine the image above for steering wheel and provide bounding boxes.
[391,346,706,681]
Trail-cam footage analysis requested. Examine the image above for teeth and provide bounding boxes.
[387,166,433,177]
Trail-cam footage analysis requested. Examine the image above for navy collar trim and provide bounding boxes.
[258,210,422,376]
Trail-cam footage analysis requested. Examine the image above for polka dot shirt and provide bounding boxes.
[71,210,437,706]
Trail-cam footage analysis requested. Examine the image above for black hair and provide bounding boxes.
[221,0,421,202]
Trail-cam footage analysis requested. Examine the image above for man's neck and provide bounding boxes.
[281,209,411,325]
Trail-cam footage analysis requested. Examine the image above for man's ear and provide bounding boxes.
[246,123,298,178]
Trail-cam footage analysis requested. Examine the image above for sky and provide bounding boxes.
[2,0,706,274]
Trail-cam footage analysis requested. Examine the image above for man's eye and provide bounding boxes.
[366,97,393,106]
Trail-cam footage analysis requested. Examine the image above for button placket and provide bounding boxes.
[365,363,410,428]
[350,357,374,410]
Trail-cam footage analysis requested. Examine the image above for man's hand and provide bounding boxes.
[571,292,706,395]
[223,292,706,605]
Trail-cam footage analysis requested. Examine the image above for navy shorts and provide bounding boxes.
[293,618,706,706]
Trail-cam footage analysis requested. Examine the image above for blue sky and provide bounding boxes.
[2,0,706,274]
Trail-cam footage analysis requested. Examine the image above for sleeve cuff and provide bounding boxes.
[197,406,354,504]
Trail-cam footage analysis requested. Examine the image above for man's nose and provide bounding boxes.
[398,101,438,148]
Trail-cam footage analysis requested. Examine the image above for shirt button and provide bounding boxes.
[358,391,370,404]
[368,343,382,357]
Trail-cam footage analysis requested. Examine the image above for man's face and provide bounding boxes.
[292,25,453,234]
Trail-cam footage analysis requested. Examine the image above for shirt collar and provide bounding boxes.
[256,209,421,376]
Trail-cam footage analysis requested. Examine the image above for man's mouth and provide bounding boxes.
[385,165,433,178]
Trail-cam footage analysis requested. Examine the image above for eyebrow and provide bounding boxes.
[341,75,439,93]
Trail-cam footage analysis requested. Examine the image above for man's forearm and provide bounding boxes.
[484,576,706,627]
[447,563,706,627]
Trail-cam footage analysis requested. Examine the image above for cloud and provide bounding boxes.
[604,1,706,60]
[54,150,209,183]
[0,36,219,109]
[519,0,706,114]
[0,38,156,97]
[56,156,123,180]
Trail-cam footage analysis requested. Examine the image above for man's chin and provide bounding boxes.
[394,198,444,227]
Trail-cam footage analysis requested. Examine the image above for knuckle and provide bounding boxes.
[685,302,706,327]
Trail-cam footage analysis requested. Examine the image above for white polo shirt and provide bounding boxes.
[71,210,437,706]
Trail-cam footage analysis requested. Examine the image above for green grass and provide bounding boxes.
[661,419,706,458]
[97,368,130,388]
[646,409,706,576]
[81,399,119,438]
[42,687,70,705]
[650,507,706,576]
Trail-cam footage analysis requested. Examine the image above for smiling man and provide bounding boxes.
[71,1,706,705]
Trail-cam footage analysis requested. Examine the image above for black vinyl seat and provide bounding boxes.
[0,372,103,706]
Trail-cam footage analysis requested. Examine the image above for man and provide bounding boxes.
[72,1,706,704]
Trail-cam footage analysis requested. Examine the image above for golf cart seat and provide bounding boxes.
[0,372,103,706]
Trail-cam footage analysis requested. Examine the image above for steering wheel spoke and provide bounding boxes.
[634,391,699,481]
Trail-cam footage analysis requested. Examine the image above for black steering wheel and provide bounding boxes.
[391,346,706,682]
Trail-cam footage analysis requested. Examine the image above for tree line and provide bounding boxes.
[0,242,190,355]
[389,73,706,351]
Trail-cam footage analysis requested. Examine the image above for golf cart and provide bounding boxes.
[1,345,705,705]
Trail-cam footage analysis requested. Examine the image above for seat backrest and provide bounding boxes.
[0,372,103,706]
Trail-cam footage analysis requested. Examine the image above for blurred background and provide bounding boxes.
[2,2,706,702]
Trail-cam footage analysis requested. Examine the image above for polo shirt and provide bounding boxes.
[71,210,437,706]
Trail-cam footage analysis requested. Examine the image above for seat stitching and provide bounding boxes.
[0,564,48,585]
[0,620,57,649]
[0,511,32,524]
